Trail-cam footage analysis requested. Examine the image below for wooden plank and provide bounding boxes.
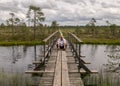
[53,51,61,86]
[25,70,53,74]
[69,70,98,74]
[33,61,42,64]
[62,51,70,86]
[33,61,55,64]
[68,62,91,64]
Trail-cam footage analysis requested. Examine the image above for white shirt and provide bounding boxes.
[57,38,66,46]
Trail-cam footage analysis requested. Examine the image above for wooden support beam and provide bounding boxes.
[69,70,98,74]
[25,70,53,74]
[33,61,42,64]
[80,56,86,58]
[84,62,91,64]
[80,70,98,74]
[33,61,56,64]
[68,62,91,64]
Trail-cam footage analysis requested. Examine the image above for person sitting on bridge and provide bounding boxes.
[57,35,67,50]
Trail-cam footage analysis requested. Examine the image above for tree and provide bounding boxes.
[51,20,59,28]
[1,23,5,28]
[89,18,97,36]
[14,18,20,26]
[85,23,91,34]
[110,24,117,36]
[106,20,111,26]
[27,5,45,40]
[6,13,20,36]
[106,21,117,36]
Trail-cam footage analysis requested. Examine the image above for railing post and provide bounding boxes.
[79,43,81,58]
[76,39,77,53]
[44,42,46,66]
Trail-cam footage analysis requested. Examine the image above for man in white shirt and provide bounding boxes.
[57,35,67,50]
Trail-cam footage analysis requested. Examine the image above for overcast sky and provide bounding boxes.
[0,0,120,26]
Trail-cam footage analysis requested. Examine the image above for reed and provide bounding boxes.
[83,69,120,86]
[0,72,33,86]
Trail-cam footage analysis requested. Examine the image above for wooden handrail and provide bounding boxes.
[43,31,59,42]
[68,32,83,43]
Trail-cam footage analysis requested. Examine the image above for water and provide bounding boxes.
[0,45,120,73]
[81,44,120,71]
[0,46,43,73]
[0,44,120,86]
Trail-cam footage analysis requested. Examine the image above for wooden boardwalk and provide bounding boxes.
[39,46,84,86]
[25,31,97,86]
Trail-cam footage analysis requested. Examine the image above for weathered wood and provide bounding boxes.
[69,70,98,74]
[68,32,83,43]
[33,61,55,64]
[62,51,70,86]
[33,61,42,64]
[53,51,61,86]
[43,31,58,42]
[25,70,53,74]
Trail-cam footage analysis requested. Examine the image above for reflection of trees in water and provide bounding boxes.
[34,45,37,61]
[11,46,28,64]
[90,45,98,57]
[104,47,120,73]
[23,46,28,57]
[105,45,119,55]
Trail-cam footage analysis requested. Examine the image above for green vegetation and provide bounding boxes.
[60,26,120,45]
[0,72,33,86]
[83,71,120,86]
[0,25,120,45]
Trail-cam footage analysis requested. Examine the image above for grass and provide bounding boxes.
[0,72,32,86]
[82,38,120,45]
[83,70,120,86]
[0,26,120,45]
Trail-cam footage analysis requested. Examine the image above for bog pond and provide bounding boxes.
[0,44,120,86]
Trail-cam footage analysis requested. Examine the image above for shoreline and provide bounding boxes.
[0,40,120,46]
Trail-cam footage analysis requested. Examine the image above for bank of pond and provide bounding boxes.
[0,40,120,46]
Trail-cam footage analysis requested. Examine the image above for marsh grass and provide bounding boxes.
[83,70,120,86]
[0,72,33,86]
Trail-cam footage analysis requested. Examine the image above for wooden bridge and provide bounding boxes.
[25,30,97,86]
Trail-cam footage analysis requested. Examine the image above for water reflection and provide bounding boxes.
[104,47,120,73]
[0,45,119,73]
[0,46,42,73]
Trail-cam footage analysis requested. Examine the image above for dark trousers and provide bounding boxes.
[56,44,64,49]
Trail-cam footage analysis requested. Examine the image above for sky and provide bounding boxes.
[0,0,120,26]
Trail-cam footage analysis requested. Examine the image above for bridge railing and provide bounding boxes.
[43,31,59,64]
[68,32,91,74]
[34,31,59,70]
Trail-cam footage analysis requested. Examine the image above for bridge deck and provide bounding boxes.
[38,46,84,86]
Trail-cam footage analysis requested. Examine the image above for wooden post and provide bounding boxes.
[79,43,81,57]
[44,42,46,66]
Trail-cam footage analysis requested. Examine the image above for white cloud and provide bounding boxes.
[0,0,120,25]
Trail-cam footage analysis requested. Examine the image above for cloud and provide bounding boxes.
[0,0,120,25]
